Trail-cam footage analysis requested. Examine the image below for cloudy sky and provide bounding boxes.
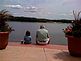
[0,0,81,20]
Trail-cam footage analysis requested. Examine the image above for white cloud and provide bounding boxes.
[4,5,22,9]
[4,4,38,13]
[24,6,38,13]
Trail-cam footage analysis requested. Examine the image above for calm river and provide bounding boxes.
[8,22,69,45]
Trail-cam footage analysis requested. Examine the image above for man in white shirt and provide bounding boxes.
[36,25,50,45]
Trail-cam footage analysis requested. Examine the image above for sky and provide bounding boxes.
[0,0,81,20]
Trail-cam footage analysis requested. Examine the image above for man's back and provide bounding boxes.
[36,25,50,44]
[36,29,48,41]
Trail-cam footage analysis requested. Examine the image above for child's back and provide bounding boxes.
[24,35,31,44]
[24,31,31,44]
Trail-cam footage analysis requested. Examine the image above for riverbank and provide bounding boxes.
[10,16,72,23]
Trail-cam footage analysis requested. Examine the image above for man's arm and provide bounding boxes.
[47,33,50,38]
[36,31,38,38]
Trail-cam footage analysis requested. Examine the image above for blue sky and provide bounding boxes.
[0,0,81,20]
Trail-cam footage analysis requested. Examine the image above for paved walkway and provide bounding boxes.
[0,42,81,61]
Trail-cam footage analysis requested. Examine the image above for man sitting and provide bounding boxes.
[36,25,50,45]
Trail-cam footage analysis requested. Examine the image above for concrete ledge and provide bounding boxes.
[0,45,81,61]
[8,42,68,50]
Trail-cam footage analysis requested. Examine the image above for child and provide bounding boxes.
[24,30,31,44]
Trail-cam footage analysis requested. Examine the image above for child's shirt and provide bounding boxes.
[24,35,31,44]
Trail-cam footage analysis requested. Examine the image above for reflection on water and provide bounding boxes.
[8,22,69,45]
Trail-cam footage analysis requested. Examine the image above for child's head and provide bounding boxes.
[25,30,30,36]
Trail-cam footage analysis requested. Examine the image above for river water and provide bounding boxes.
[8,22,69,45]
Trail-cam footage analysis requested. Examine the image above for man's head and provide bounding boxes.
[40,25,45,29]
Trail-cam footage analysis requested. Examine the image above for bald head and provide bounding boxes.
[40,25,45,29]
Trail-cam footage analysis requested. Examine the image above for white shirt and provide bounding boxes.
[36,29,49,41]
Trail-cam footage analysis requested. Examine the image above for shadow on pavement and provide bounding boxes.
[54,51,81,61]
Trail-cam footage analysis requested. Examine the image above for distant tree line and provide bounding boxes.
[9,16,73,23]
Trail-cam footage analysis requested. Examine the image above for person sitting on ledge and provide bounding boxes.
[36,25,50,45]
[21,30,31,44]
